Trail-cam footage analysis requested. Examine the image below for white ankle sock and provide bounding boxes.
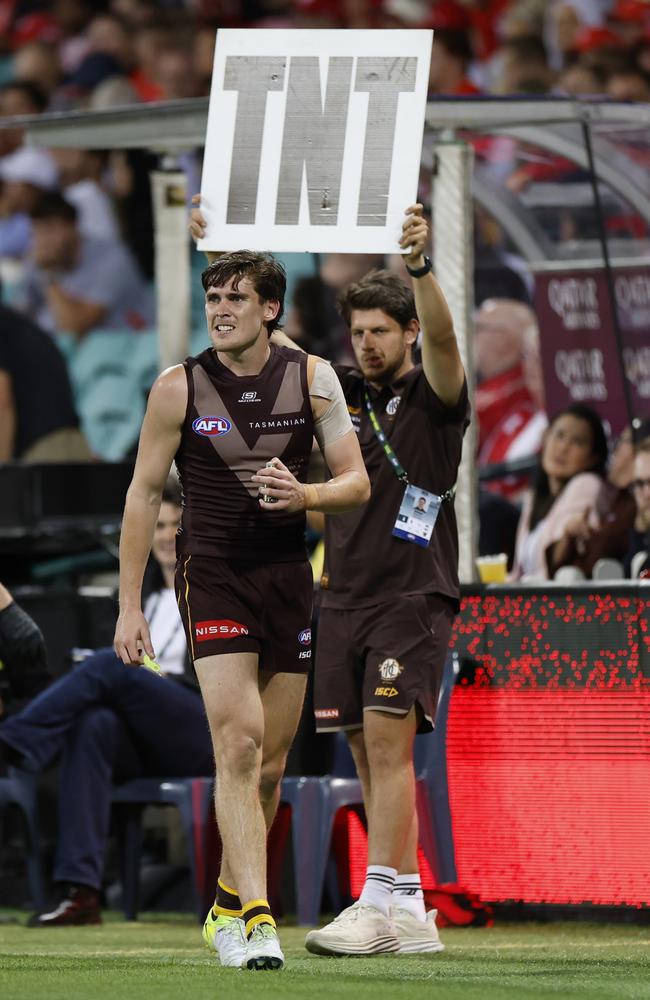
[392,873,426,920]
[358,865,397,916]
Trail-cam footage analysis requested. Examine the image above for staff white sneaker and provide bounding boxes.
[202,911,247,968]
[305,901,400,956]
[245,923,285,970]
[392,906,445,954]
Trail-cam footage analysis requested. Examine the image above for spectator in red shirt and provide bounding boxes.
[426,28,482,96]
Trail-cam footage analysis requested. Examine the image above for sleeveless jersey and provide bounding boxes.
[175,343,314,562]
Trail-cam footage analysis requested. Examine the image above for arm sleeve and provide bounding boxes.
[0,601,52,701]
[310,361,354,450]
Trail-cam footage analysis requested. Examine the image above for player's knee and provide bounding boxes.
[259,757,285,805]
[215,732,261,777]
[366,730,411,774]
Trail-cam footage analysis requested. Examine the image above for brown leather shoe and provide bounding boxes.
[28,886,102,927]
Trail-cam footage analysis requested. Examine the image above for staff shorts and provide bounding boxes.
[175,555,313,673]
[314,593,455,733]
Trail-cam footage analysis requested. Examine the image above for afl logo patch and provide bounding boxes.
[386,396,401,416]
[192,416,231,437]
[298,629,311,646]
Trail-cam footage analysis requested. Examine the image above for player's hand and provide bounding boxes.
[114,609,155,667]
[400,203,429,267]
[252,458,308,513]
[189,193,207,245]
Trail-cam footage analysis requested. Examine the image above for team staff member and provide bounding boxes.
[305,206,468,956]
[114,245,369,971]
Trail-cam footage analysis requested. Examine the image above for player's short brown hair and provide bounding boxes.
[201,251,286,335]
[337,269,417,329]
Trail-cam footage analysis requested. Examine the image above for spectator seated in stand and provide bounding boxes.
[492,34,555,94]
[606,64,650,100]
[10,41,64,110]
[50,147,121,242]
[474,298,547,498]
[0,145,58,260]
[0,297,92,462]
[14,191,154,340]
[0,485,214,926]
[0,82,49,159]
[426,24,482,96]
[549,420,650,578]
[512,403,609,580]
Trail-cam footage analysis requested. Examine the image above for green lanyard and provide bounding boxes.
[363,388,457,502]
[364,389,409,483]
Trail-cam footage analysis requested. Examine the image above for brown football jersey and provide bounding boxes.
[175,343,314,563]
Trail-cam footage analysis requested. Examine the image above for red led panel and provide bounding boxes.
[447,689,650,906]
[345,810,436,898]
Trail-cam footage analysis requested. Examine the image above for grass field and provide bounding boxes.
[1,911,648,1000]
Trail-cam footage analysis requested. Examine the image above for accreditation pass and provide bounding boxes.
[392,484,441,548]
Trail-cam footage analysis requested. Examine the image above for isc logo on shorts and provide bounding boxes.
[192,416,231,436]
[298,629,311,646]
[195,619,249,640]
[375,686,399,697]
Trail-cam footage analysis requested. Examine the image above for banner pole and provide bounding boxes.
[580,118,637,436]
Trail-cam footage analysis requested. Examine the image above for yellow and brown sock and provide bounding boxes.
[211,878,242,920]
[242,899,275,939]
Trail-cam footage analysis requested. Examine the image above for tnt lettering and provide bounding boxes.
[224,55,416,227]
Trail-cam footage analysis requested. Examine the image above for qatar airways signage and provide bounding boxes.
[534,267,650,435]
[198,29,432,253]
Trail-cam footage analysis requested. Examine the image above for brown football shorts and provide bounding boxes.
[314,593,455,733]
[175,555,313,673]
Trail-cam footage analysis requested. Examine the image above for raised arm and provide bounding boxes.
[401,204,465,407]
[114,365,186,665]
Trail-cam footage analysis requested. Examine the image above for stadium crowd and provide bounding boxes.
[1,1,649,108]
[1,0,649,575]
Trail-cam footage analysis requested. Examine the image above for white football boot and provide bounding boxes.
[202,910,247,968]
[392,906,445,954]
[305,901,400,956]
[245,923,285,970]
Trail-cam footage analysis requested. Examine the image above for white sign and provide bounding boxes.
[198,29,432,254]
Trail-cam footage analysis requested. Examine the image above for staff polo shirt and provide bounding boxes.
[320,364,470,610]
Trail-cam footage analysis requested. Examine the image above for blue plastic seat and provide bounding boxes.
[0,768,47,910]
[76,372,145,459]
[129,330,159,394]
[61,328,155,459]
[111,776,215,921]
[111,773,333,924]
[278,776,328,925]
[66,330,136,392]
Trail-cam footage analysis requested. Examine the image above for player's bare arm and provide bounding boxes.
[401,204,465,407]
[114,366,186,666]
[253,353,369,513]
